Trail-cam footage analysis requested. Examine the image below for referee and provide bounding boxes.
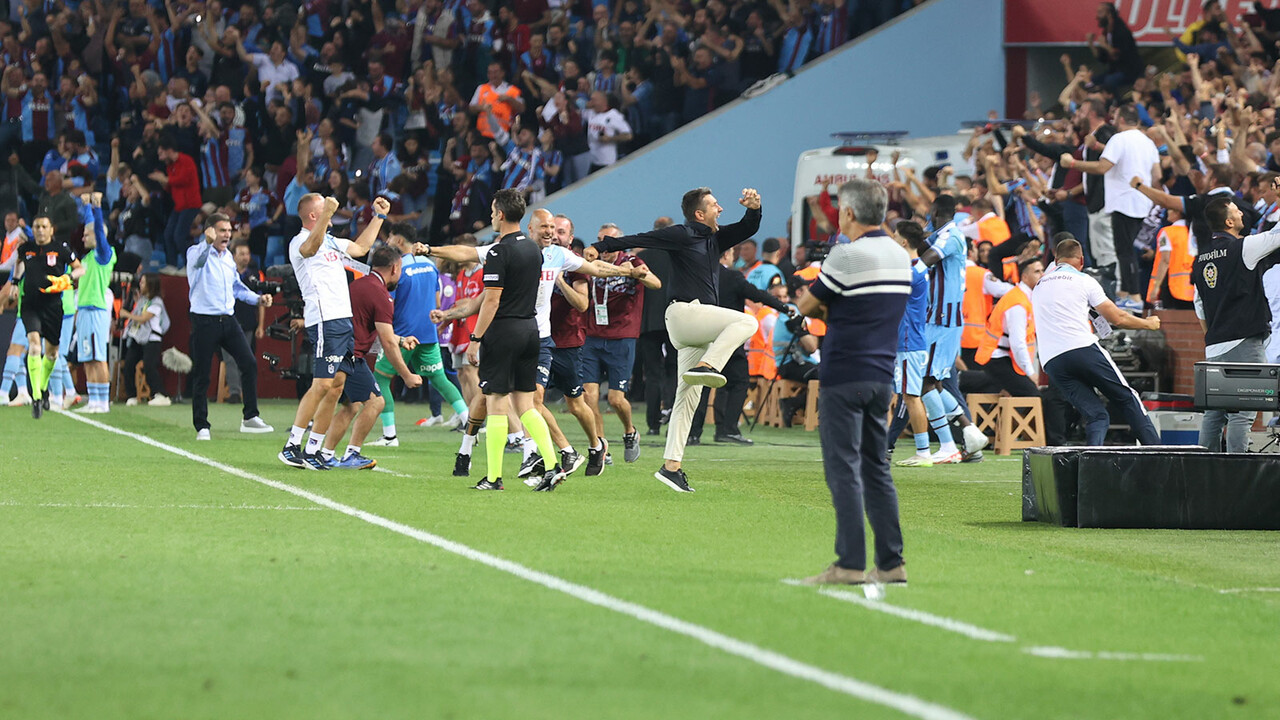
[1030,239,1161,445]
[587,187,763,493]
[468,189,563,491]
[1192,198,1280,452]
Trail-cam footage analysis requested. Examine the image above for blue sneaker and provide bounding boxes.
[332,451,377,470]
[299,452,331,471]
[278,444,306,468]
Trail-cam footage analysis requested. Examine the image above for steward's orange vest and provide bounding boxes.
[975,286,1037,376]
[1147,223,1194,302]
[474,83,520,138]
[795,264,826,336]
[961,264,993,350]
[746,306,777,379]
[979,214,1011,246]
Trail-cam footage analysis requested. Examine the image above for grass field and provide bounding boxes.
[2,398,1278,719]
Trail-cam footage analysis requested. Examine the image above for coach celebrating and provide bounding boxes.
[187,213,275,440]
[1031,239,1159,446]
[1193,198,1280,452]
[797,179,911,586]
[586,187,762,493]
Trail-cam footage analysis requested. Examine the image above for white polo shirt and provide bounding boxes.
[1030,264,1109,365]
[1101,128,1158,219]
[475,241,584,338]
[289,229,354,326]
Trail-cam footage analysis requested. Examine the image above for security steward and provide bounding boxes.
[1191,198,1280,452]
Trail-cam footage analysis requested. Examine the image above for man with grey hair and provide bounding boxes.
[797,179,912,586]
[587,186,778,492]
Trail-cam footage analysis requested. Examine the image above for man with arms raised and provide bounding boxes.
[278,193,390,469]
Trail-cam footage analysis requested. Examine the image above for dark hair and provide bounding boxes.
[599,49,618,65]
[376,132,393,151]
[932,194,957,221]
[371,245,400,268]
[761,237,780,254]
[1116,104,1140,126]
[350,179,370,200]
[1084,98,1107,119]
[895,219,931,255]
[570,237,585,253]
[1207,163,1239,190]
[387,221,416,242]
[231,239,250,253]
[205,212,231,229]
[1093,124,1117,146]
[1266,130,1280,147]
[971,197,994,213]
[456,233,478,247]
[682,187,713,223]
[158,137,179,152]
[492,188,526,224]
[141,273,163,299]
[65,129,86,146]
[1204,197,1233,231]
[1017,256,1043,278]
[741,238,757,248]
[1055,238,1083,260]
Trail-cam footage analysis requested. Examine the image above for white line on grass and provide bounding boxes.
[371,467,412,478]
[786,583,1203,662]
[1216,587,1280,594]
[0,501,319,511]
[957,481,1019,484]
[54,410,975,720]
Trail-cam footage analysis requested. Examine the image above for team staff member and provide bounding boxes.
[466,189,562,491]
[797,179,911,587]
[318,246,423,469]
[581,223,661,469]
[1192,198,1280,452]
[186,213,276,440]
[1031,239,1161,446]
[587,187,763,493]
[2,215,81,419]
[278,193,389,470]
[75,194,116,413]
[690,248,794,444]
[976,257,1044,398]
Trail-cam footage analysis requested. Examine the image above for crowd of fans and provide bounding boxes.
[0,0,918,277]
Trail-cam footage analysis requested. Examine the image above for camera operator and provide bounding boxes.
[1192,198,1280,452]
[797,179,911,586]
[773,279,820,429]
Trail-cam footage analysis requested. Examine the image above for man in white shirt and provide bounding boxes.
[278,193,390,470]
[1061,104,1159,313]
[1031,239,1161,445]
[583,90,632,172]
[235,37,299,103]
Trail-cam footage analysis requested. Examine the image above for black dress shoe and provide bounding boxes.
[686,436,701,446]
[714,433,754,445]
[646,428,661,436]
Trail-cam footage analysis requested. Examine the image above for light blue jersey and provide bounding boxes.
[392,253,442,344]
[926,220,968,329]
[898,259,929,353]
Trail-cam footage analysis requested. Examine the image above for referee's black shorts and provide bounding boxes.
[19,297,64,346]
[478,318,540,395]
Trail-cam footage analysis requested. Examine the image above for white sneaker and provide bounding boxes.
[196,429,211,440]
[148,394,172,407]
[931,449,963,465]
[419,415,445,427]
[63,392,80,407]
[240,416,274,433]
[962,425,990,454]
[49,397,63,410]
[126,398,140,406]
[896,454,934,467]
[367,435,400,447]
[447,411,468,430]
[8,391,31,407]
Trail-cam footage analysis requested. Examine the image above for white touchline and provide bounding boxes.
[371,467,412,478]
[1216,588,1280,594]
[54,410,975,720]
[787,585,1204,662]
[793,583,1017,643]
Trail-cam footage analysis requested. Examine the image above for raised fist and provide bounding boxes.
[372,196,392,216]
[323,196,340,214]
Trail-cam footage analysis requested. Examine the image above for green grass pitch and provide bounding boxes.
[1,399,1277,719]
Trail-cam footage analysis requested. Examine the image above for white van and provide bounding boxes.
[789,131,973,256]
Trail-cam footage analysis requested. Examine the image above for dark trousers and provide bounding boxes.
[122,340,165,398]
[164,207,200,268]
[982,356,1040,397]
[1111,212,1144,296]
[690,348,748,438]
[819,380,903,572]
[1044,344,1158,445]
[639,329,677,432]
[1057,201,1092,266]
[190,313,260,431]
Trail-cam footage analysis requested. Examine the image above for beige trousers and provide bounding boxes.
[663,300,759,462]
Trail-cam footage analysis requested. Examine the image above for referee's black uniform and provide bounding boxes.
[478,231,543,394]
[13,238,74,346]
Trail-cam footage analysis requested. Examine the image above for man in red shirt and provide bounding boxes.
[321,246,423,469]
[581,223,661,473]
[152,138,202,271]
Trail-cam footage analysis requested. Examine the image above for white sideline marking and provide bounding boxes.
[0,501,318,511]
[1216,587,1280,594]
[54,410,975,720]
[958,480,1019,484]
[372,467,412,478]
[787,582,1016,643]
[787,584,1204,662]
[1022,646,1201,662]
